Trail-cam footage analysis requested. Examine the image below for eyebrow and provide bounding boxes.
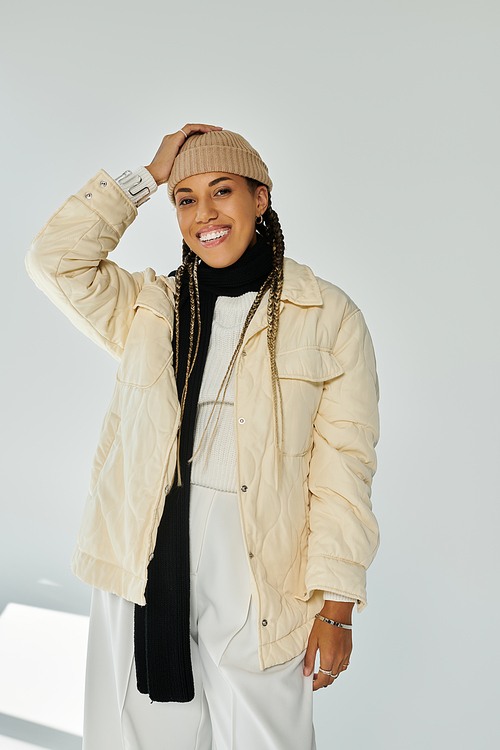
[175,176,235,196]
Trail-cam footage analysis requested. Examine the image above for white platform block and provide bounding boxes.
[0,736,46,749]
[0,603,89,736]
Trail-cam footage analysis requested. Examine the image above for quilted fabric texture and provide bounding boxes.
[26,170,380,670]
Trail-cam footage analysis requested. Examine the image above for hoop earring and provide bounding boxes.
[256,215,263,225]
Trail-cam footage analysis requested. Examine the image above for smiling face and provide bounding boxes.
[174,172,268,268]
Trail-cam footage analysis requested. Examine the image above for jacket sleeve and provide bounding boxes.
[306,307,380,611]
[25,170,156,361]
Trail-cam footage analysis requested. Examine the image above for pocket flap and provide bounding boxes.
[277,348,344,383]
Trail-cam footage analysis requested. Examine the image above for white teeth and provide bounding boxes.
[199,229,229,243]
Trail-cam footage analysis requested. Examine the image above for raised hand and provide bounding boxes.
[145,124,222,186]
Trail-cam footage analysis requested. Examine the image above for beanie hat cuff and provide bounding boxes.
[167,132,272,204]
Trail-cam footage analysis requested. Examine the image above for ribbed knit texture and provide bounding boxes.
[191,291,258,493]
[324,591,357,603]
[167,130,273,204]
[134,235,273,703]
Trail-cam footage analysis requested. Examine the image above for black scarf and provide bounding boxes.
[134,234,274,702]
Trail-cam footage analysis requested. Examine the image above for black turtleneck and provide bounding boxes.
[134,234,274,703]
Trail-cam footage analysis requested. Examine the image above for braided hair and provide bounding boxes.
[173,179,285,483]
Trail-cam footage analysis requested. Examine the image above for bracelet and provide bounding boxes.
[115,166,158,207]
[315,613,352,630]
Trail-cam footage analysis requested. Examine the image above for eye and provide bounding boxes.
[178,197,194,207]
[215,187,231,196]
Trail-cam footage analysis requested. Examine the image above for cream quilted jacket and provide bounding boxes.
[26,170,380,669]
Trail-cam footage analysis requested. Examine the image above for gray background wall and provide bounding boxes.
[1,1,499,748]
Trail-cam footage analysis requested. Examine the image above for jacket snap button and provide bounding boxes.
[238,417,245,424]
[262,619,268,627]
[85,192,92,199]
[241,485,248,492]
[249,552,254,559]
[100,180,107,187]
[242,351,247,357]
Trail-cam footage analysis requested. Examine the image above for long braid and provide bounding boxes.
[173,246,201,485]
[258,193,285,467]
[173,186,286,482]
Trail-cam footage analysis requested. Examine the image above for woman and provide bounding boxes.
[26,124,380,749]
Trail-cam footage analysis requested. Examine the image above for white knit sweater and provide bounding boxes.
[191,291,256,493]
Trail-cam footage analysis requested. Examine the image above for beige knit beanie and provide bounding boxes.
[167,130,273,204]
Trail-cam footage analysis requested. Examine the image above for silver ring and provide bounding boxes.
[180,129,188,138]
[318,667,333,676]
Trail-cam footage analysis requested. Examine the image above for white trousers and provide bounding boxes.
[83,484,316,750]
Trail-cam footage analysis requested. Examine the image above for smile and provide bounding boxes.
[198,228,230,244]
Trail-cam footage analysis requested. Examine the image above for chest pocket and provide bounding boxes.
[116,305,173,388]
[277,348,343,456]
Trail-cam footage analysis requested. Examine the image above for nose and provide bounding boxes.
[196,196,217,224]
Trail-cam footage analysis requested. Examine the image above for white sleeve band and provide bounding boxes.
[323,591,358,604]
[114,166,158,207]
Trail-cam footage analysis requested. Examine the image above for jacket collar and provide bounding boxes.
[149,257,322,339]
[280,257,322,306]
[244,257,322,343]
[134,282,175,331]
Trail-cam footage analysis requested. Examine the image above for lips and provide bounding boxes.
[199,229,230,243]
[197,225,231,246]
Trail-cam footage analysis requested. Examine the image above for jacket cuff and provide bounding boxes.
[306,555,367,611]
[75,170,137,235]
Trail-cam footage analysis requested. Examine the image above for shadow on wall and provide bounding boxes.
[0,509,91,620]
